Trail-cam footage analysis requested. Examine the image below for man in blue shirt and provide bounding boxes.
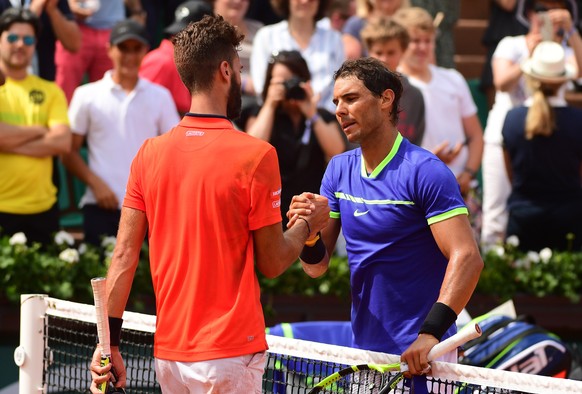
[288,57,483,382]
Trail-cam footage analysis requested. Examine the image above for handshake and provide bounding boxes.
[286,192,330,242]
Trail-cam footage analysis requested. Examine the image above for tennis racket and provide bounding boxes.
[91,277,125,394]
[308,323,482,394]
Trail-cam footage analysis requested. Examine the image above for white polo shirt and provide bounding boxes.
[407,64,478,176]
[68,71,180,209]
[250,20,345,113]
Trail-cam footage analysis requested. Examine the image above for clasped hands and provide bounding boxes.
[286,192,330,239]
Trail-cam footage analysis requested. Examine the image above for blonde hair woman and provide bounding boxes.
[502,41,582,251]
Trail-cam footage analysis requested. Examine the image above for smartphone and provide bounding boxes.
[538,11,553,41]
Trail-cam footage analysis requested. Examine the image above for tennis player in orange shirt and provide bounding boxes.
[89,14,330,394]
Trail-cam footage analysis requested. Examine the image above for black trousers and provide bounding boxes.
[82,204,121,247]
[0,204,59,245]
[507,199,582,252]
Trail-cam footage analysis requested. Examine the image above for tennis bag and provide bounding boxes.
[459,314,572,378]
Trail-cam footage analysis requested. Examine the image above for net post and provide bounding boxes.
[16,294,48,394]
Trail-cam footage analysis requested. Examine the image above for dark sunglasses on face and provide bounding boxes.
[6,33,36,46]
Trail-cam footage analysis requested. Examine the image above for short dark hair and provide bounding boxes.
[334,57,403,124]
[262,50,311,102]
[0,7,41,37]
[172,14,244,94]
[270,0,330,22]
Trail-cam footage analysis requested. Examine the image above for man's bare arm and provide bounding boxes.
[106,207,148,318]
[0,123,46,150]
[401,214,483,374]
[285,192,338,278]
[44,0,82,52]
[431,214,484,314]
[9,124,71,157]
[61,133,119,210]
[254,195,330,278]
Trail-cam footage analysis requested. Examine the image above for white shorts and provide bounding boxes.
[155,351,266,394]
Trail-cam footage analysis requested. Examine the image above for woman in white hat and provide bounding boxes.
[502,41,582,252]
[480,0,582,248]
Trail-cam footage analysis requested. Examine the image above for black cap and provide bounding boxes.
[0,8,41,37]
[110,19,149,46]
[164,0,213,35]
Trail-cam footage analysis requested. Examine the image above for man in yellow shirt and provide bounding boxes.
[0,8,71,245]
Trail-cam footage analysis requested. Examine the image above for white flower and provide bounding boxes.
[101,236,117,248]
[492,245,505,257]
[513,258,531,270]
[54,230,75,246]
[527,251,540,264]
[506,235,520,247]
[78,243,88,255]
[59,248,79,264]
[9,232,27,246]
[539,248,552,264]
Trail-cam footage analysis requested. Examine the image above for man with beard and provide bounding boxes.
[61,19,178,246]
[88,15,330,394]
[0,8,71,245]
[288,58,483,390]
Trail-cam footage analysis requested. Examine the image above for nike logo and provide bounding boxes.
[354,209,369,217]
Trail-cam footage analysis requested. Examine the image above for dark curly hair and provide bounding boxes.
[173,14,244,94]
[334,57,403,125]
[270,0,330,22]
[0,7,41,37]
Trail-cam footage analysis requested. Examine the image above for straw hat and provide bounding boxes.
[521,41,576,83]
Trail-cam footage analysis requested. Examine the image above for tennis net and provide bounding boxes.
[16,294,582,393]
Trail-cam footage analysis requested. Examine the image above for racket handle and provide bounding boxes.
[99,355,110,393]
[428,323,481,361]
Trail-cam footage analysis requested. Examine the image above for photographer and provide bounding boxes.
[244,50,346,226]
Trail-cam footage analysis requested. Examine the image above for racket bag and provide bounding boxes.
[459,314,571,378]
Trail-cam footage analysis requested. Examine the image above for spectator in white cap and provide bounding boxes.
[502,41,582,252]
[61,19,180,246]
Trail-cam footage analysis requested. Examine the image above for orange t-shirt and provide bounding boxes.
[124,115,282,361]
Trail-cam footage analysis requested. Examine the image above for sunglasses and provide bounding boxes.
[6,33,36,46]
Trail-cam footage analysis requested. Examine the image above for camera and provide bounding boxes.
[283,77,306,100]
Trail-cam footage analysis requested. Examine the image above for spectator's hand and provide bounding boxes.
[90,178,119,211]
[264,78,286,108]
[30,0,49,15]
[89,346,126,393]
[294,81,319,118]
[456,172,472,197]
[432,141,462,165]
[549,8,574,38]
[69,0,98,21]
[400,333,439,378]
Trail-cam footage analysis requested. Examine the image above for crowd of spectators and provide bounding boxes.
[1,0,581,253]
